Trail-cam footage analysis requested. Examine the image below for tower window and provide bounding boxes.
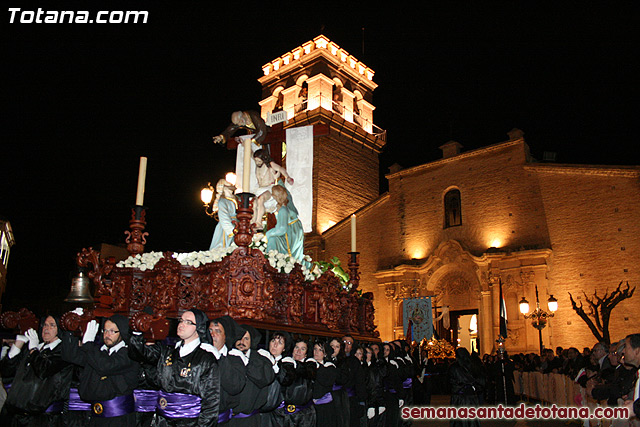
[444,189,462,228]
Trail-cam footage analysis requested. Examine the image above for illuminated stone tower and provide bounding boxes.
[258,35,386,259]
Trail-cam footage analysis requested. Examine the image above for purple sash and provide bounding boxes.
[313,392,333,405]
[91,394,135,418]
[157,391,201,419]
[278,400,312,414]
[45,401,64,414]
[134,389,159,412]
[218,409,232,423]
[402,378,412,388]
[233,409,259,418]
[332,384,343,391]
[68,388,92,411]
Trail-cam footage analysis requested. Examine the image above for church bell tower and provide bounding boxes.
[257,35,386,259]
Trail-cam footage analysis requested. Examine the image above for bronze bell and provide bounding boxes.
[64,270,94,303]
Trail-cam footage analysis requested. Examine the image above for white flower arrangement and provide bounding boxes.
[115,241,322,283]
[250,233,267,252]
[116,245,237,270]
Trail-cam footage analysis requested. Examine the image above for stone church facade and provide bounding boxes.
[322,135,640,354]
[257,36,640,354]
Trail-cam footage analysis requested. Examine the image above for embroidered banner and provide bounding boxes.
[403,297,433,343]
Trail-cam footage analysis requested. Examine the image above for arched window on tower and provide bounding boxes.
[444,189,462,228]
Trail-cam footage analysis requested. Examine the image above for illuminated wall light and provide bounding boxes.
[366,70,374,80]
[490,238,502,248]
[358,63,365,74]
[303,42,313,54]
[282,54,291,65]
[349,56,357,68]
[329,42,339,55]
[262,65,271,76]
[321,220,337,233]
[272,60,280,71]
[315,37,329,49]
[292,48,302,60]
[410,247,426,259]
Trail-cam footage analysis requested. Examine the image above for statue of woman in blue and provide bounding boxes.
[208,179,238,250]
[265,185,304,261]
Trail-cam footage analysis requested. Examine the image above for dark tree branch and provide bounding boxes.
[569,282,635,346]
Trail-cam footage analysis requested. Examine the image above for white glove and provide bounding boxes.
[258,348,275,364]
[71,307,84,315]
[378,407,386,415]
[398,399,404,408]
[229,348,249,366]
[25,328,40,350]
[281,356,296,368]
[83,320,99,344]
[367,408,375,419]
[305,358,320,368]
[15,334,28,344]
[324,361,336,368]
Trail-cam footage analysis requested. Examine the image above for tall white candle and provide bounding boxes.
[135,157,147,206]
[351,214,356,252]
[242,139,252,193]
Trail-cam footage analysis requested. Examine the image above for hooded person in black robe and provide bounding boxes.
[227,325,275,426]
[205,316,248,425]
[62,314,140,426]
[1,315,73,427]
[449,347,484,427]
[362,346,387,427]
[274,339,316,427]
[327,338,349,427]
[310,340,338,426]
[259,331,296,427]
[382,343,404,427]
[129,309,220,427]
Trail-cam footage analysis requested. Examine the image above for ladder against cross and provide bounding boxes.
[225,121,328,230]
[224,122,329,167]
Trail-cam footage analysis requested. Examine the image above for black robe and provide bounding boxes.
[61,334,140,427]
[449,362,482,427]
[273,360,316,427]
[228,349,275,426]
[1,342,73,426]
[362,359,387,427]
[311,361,338,426]
[330,356,350,427]
[129,336,220,427]
[215,349,248,425]
[382,358,403,427]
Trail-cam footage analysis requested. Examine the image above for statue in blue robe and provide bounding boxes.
[265,185,304,261]
[209,179,238,250]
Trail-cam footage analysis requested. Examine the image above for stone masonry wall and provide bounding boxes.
[534,168,640,349]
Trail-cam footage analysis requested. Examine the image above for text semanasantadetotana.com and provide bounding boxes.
[401,404,630,420]
[8,8,148,24]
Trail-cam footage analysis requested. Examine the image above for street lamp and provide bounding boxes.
[200,182,216,217]
[519,285,558,354]
[200,173,237,218]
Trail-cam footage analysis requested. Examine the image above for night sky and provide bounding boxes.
[1,2,637,312]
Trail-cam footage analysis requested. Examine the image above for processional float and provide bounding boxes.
[1,119,379,342]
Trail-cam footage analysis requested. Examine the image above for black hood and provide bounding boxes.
[190,308,212,345]
[107,314,130,342]
[239,325,262,351]
[212,315,243,349]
